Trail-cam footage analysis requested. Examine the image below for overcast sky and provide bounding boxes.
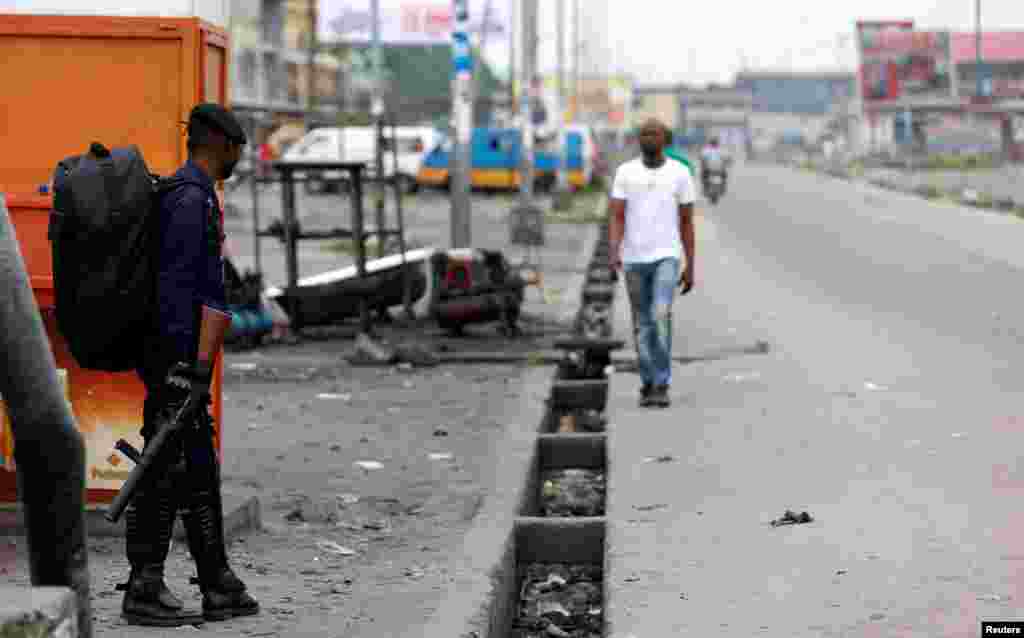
[479,0,1024,86]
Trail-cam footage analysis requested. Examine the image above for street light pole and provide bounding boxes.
[371,0,387,257]
[553,0,570,206]
[976,0,983,99]
[451,0,473,249]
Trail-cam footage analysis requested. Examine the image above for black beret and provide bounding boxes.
[186,103,247,145]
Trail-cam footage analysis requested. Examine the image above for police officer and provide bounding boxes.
[122,103,259,626]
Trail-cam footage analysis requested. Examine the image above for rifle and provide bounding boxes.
[104,394,203,523]
[104,306,231,524]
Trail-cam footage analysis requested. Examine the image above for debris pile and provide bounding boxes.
[514,564,603,638]
[540,469,605,517]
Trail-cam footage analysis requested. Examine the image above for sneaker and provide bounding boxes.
[638,383,654,407]
[650,385,671,408]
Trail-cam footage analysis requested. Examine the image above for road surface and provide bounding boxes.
[607,162,1024,637]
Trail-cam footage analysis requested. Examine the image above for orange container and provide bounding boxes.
[0,14,230,506]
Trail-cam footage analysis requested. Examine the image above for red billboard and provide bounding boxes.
[857,21,952,101]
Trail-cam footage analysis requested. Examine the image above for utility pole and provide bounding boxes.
[553,0,571,209]
[371,0,388,257]
[510,0,517,119]
[306,0,318,130]
[451,0,473,248]
[976,0,984,100]
[518,0,537,206]
[572,0,580,122]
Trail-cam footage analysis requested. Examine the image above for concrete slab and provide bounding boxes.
[407,366,550,638]
[0,587,77,638]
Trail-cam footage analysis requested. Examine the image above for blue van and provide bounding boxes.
[417,127,591,191]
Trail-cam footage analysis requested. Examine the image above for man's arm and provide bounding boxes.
[607,165,628,271]
[679,203,695,293]
[608,198,626,271]
[677,168,697,294]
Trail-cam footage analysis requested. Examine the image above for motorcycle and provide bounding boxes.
[704,171,726,205]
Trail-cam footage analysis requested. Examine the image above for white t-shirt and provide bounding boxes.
[611,157,696,264]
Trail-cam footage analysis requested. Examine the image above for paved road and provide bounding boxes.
[607,163,1024,636]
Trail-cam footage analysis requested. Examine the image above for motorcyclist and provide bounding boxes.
[700,137,729,195]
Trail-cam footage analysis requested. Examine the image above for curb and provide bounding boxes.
[416,203,606,638]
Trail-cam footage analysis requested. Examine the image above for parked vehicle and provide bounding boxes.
[283,126,441,194]
[417,126,598,192]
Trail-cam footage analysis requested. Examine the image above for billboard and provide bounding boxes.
[857,21,953,101]
[319,0,507,46]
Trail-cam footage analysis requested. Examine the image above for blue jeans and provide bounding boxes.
[624,258,679,387]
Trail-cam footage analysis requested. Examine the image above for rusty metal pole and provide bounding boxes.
[0,195,91,638]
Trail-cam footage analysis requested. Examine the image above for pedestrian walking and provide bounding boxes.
[121,103,259,626]
[608,119,697,408]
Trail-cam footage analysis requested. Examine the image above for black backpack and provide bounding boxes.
[48,143,197,372]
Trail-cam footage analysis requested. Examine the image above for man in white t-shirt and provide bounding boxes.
[609,119,697,408]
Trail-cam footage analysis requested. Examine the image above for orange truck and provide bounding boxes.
[0,5,231,506]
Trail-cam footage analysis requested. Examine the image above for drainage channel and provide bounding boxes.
[491,222,624,638]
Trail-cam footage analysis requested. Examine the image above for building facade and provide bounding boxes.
[229,0,343,146]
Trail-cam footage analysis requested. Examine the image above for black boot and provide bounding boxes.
[182,489,260,621]
[122,488,202,626]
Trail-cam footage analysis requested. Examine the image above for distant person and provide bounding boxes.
[700,136,729,194]
[608,119,697,408]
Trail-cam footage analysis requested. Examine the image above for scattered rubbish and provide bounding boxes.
[515,564,603,638]
[402,379,415,389]
[284,509,304,523]
[754,340,771,353]
[623,576,640,583]
[348,333,395,365]
[404,567,425,580]
[869,613,886,621]
[952,432,965,439]
[835,569,847,576]
[354,460,383,471]
[433,427,449,437]
[724,371,761,383]
[863,381,886,392]
[329,444,342,452]
[317,393,351,401]
[248,423,271,431]
[387,407,401,414]
[336,493,359,506]
[541,469,605,517]
[392,343,440,368]
[316,540,356,556]
[643,455,675,464]
[905,439,921,448]
[633,503,668,512]
[679,593,688,600]
[230,362,258,371]
[429,452,453,461]
[977,593,1010,603]
[770,510,814,527]
[558,414,576,433]
[397,363,414,373]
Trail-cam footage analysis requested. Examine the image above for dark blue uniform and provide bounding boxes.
[155,160,228,364]
[138,159,225,453]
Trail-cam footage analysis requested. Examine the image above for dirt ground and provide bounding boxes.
[2,312,569,637]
